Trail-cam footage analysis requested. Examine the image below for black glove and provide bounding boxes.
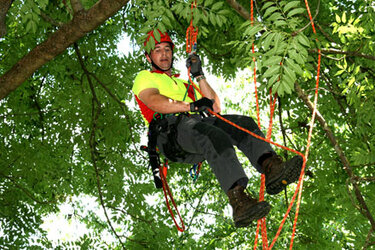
[186,53,204,77]
[190,97,214,112]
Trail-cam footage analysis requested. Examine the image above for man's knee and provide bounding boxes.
[193,122,233,155]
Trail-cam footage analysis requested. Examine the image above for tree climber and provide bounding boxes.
[132,30,303,228]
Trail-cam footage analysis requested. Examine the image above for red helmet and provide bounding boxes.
[144,30,175,51]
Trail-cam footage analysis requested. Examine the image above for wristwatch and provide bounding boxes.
[195,75,206,82]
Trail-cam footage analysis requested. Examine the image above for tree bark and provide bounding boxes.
[0,0,129,100]
[225,0,251,20]
[0,0,13,38]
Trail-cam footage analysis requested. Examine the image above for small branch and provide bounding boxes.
[40,11,64,27]
[225,0,250,20]
[62,0,74,17]
[315,22,336,43]
[352,162,375,168]
[364,228,374,250]
[352,176,375,183]
[181,189,207,238]
[89,72,125,107]
[310,48,375,61]
[0,171,57,205]
[277,97,288,160]
[291,0,320,37]
[295,83,375,232]
[0,108,60,119]
[74,43,126,249]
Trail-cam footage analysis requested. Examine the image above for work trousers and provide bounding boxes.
[156,114,275,192]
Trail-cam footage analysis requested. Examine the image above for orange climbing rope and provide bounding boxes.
[159,161,186,232]
[184,0,321,248]
[186,0,198,54]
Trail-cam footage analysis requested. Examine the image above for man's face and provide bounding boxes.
[146,42,173,71]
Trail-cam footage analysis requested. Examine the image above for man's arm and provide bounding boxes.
[186,54,221,113]
[138,88,191,114]
[196,77,221,113]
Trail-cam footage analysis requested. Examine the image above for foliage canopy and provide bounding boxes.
[0,0,374,248]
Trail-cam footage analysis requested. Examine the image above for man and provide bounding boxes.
[132,30,303,228]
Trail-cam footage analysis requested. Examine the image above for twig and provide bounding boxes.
[310,48,375,61]
[0,171,57,205]
[74,43,126,249]
[291,0,320,36]
[0,108,60,119]
[363,228,374,250]
[40,11,64,27]
[277,97,288,160]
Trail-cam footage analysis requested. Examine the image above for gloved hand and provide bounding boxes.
[190,97,214,112]
[186,53,204,77]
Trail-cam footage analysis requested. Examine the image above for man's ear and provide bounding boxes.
[145,53,152,64]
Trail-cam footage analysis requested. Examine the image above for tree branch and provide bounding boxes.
[70,0,84,14]
[225,0,250,20]
[310,48,375,61]
[0,0,129,101]
[74,43,126,249]
[0,171,57,205]
[0,0,13,38]
[295,83,375,232]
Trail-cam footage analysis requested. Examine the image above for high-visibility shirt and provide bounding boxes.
[132,70,201,123]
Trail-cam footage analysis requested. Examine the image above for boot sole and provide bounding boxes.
[234,201,271,228]
[266,156,303,195]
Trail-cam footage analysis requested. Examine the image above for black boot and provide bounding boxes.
[262,155,303,195]
[227,186,271,228]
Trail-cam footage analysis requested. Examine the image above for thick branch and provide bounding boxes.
[295,83,375,231]
[311,48,375,61]
[0,0,13,37]
[225,0,250,20]
[0,0,129,100]
[70,0,84,14]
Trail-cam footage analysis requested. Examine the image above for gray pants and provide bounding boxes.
[156,114,274,192]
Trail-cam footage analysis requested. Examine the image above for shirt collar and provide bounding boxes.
[151,70,180,78]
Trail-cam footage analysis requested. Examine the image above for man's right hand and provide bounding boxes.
[190,97,214,112]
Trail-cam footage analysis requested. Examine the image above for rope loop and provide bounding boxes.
[160,160,185,232]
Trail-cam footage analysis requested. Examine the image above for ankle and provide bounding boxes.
[258,152,274,168]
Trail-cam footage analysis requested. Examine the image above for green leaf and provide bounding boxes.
[205,0,214,7]
[153,28,161,42]
[283,1,300,13]
[275,20,287,27]
[269,12,283,22]
[261,2,275,11]
[296,34,310,47]
[263,56,282,66]
[284,65,296,81]
[263,33,275,50]
[264,6,278,18]
[342,12,347,23]
[209,13,216,26]
[287,8,305,17]
[335,13,341,23]
[244,24,263,38]
[285,58,303,75]
[211,2,223,11]
[263,65,280,78]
